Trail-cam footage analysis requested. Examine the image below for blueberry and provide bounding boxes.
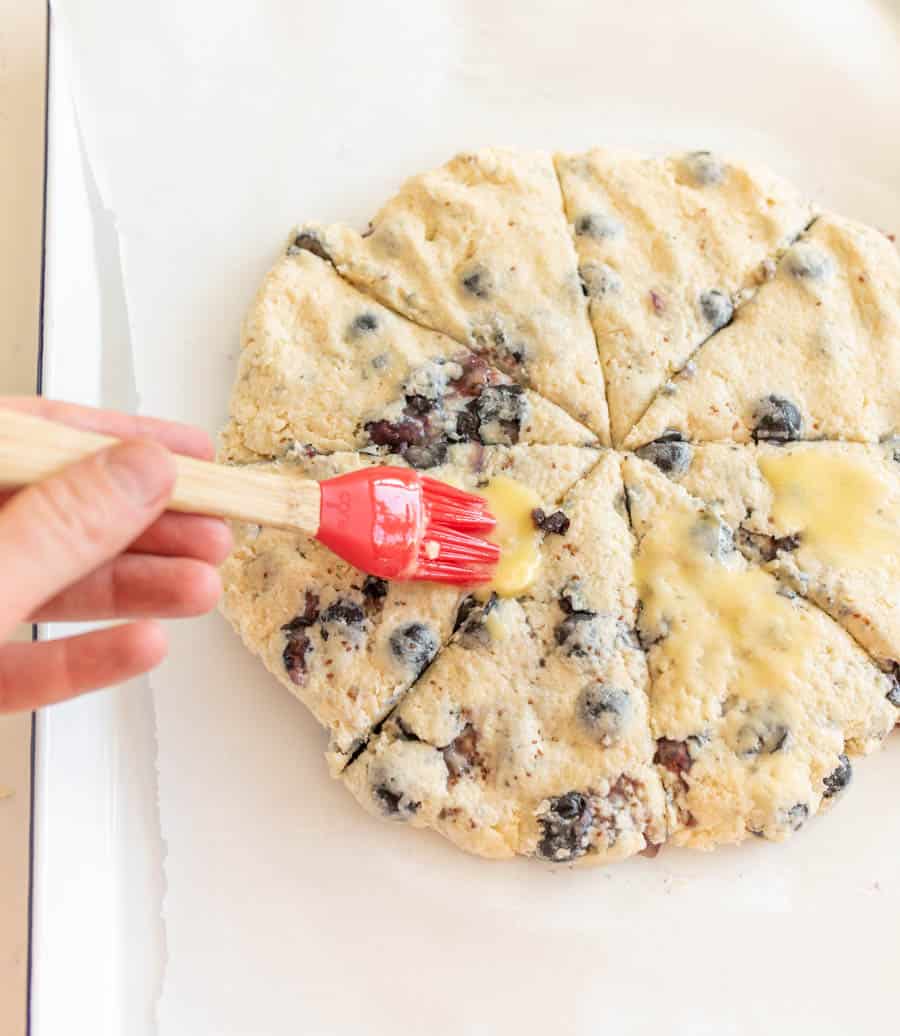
[320,600,365,627]
[282,630,312,686]
[823,754,853,798]
[579,261,622,299]
[532,509,570,535]
[365,417,426,450]
[636,435,693,478]
[390,622,439,674]
[554,612,604,658]
[699,289,734,331]
[471,384,527,444]
[654,738,693,775]
[442,724,481,779]
[404,393,434,416]
[737,529,802,563]
[281,591,321,632]
[733,715,790,758]
[752,395,803,444]
[682,150,726,186]
[287,230,331,261]
[536,791,594,862]
[350,312,379,336]
[785,243,833,280]
[886,663,900,707]
[461,265,493,299]
[454,409,480,441]
[785,803,809,831]
[403,442,449,469]
[575,213,623,241]
[362,576,389,608]
[371,777,420,819]
[577,683,632,746]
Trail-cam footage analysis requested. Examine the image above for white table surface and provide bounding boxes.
[0,1,46,1033]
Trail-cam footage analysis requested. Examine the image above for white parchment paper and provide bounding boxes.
[50,1,900,1033]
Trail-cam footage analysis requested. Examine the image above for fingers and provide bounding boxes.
[0,440,175,635]
[0,396,215,459]
[0,621,167,713]
[129,511,233,564]
[29,554,222,622]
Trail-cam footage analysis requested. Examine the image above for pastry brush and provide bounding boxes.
[0,409,500,585]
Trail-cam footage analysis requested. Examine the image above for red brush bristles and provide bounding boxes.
[316,466,499,584]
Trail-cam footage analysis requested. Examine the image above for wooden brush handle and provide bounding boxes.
[0,408,321,534]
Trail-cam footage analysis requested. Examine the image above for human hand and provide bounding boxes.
[0,397,232,712]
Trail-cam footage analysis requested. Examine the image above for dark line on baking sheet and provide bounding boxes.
[620,214,821,447]
[28,8,52,1035]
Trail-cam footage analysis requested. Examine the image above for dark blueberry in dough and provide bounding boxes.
[682,150,725,186]
[536,791,594,862]
[390,622,439,674]
[558,577,593,615]
[471,384,527,444]
[575,213,623,241]
[288,230,332,262]
[320,600,365,628]
[785,803,809,831]
[636,436,693,478]
[404,393,434,416]
[699,289,734,331]
[823,754,853,798]
[752,395,803,444]
[577,683,632,746]
[785,243,833,280]
[350,312,379,336]
[403,441,449,469]
[532,509,570,535]
[555,612,603,658]
[372,783,420,819]
[362,576,389,607]
[443,723,481,779]
[654,738,693,775]
[282,630,312,686]
[461,265,493,299]
[736,529,802,563]
[886,663,900,707]
[281,591,321,632]
[579,261,622,300]
[365,417,426,450]
[734,717,789,758]
[454,409,480,441]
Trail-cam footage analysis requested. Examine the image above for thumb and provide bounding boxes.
[0,440,176,636]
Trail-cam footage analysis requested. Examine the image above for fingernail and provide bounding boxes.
[105,441,175,507]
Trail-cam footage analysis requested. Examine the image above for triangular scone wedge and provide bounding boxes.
[344,453,667,864]
[636,438,900,701]
[623,456,896,849]
[554,149,814,445]
[221,250,594,463]
[624,215,900,449]
[289,149,611,441]
[219,445,599,772]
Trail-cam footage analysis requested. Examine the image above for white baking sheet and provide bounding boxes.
[35,2,900,1034]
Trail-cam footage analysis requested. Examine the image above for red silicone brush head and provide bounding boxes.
[316,467,499,584]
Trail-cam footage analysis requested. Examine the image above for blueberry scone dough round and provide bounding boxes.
[344,453,667,863]
[643,439,900,702]
[624,214,900,450]
[623,456,896,847]
[221,249,594,464]
[554,149,814,446]
[220,445,599,772]
[290,148,611,441]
